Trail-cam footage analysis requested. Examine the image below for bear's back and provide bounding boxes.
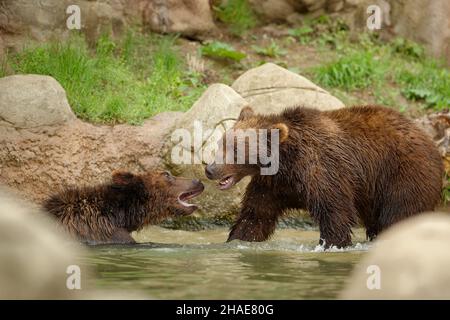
[324,105,440,164]
[43,185,116,242]
[325,105,443,214]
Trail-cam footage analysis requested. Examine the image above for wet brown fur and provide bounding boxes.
[43,171,203,244]
[208,105,444,247]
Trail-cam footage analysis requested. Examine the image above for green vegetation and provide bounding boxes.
[443,175,450,206]
[314,51,384,90]
[1,13,448,125]
[288,26,314,44]
[291,16,450,112]
[201,41,246,62]
[252,41,287,58]
[396,61,450,109]
[213,0,257,36]
[1,32,205,124]
[391,38,425,59]
[312,35,449,110]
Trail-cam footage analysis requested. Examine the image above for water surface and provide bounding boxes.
[84,227,369,299]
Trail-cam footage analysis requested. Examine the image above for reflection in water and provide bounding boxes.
[83,227,369,299]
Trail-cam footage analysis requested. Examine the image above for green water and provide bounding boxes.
[83,227,369,299]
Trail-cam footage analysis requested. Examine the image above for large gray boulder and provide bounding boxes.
[231,63,345,113]
[0,75,76,128]
[341,213,450,299]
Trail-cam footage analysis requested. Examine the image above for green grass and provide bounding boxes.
[313,50,385,90]
[395,60,450,109]
[288,26,314,44]
[201,41,246,62]
[304,17,450,111]
[252,41,287,58]
[1,31,205,124]
[213,0,257,36]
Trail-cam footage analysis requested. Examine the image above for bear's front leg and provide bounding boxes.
[109,228,136,244]
[307,194,356,248]
[228,182,286,242]
[228,208,280,242]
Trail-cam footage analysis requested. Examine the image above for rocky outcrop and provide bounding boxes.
[0,1,448,65]
[341,213,450,299]
[0,0,216,54]
[248,0,305,23]
[0,75,76,128]
[389,0,450,66]
[0,74,182,203]
[249,0,450,66]
[0,111,181,203]
[0,0,125,52]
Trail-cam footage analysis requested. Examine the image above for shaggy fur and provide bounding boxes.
[44,171,204,244]
[205,105,444,248]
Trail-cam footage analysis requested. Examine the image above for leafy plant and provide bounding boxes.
[252,41,287,58]
[395,61,450,109]
[288,26,314,44]
[201,41,246,62]
[391,38,425,59]
[213,0,257,36]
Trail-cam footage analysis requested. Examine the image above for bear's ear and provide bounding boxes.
[272,123,289,143]
[112,170,135,186]
[238,106,255,121]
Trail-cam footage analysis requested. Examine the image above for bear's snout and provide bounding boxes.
[191,179,204,192]
[205,163,218,180]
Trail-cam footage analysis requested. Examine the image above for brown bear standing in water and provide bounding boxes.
[44,171,204,244]
[205,105,443,248]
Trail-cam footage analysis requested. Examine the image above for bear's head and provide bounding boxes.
[205,106,289,190]
[112,170,204,217]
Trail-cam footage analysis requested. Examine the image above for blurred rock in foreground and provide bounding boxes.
[0,187,150,299]
[341,213,450,299]
[0,187,85,299]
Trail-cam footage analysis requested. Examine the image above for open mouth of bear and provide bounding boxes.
[177,188,203,209]
[218,175,236,190]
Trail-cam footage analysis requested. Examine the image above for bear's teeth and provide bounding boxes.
[177,197,196,207]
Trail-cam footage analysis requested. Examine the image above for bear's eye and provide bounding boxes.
[162,171,173,180]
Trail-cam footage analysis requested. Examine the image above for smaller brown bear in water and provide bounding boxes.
[44,170,204,244]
